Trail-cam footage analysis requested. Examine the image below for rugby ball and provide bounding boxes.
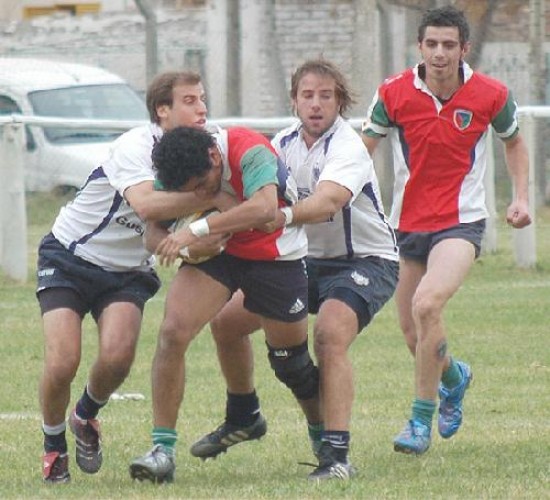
[171,208,221,264]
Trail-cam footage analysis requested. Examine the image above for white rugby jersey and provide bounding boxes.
[52,123,162,271]
[272,116,398,261]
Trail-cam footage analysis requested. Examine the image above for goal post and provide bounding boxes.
[0,122,27,282]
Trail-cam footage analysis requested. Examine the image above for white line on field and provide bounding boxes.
[466,280,550,290]
[0,412,40,420]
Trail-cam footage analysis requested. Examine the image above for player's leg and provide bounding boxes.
[394,238,475,455]
[244,259,320,427]
[69,302,142,474]
[244,259,322,458]
[39,295,83,483]
[36,234,88,482]
[395,257,425,356]
[69,269,160,474]
[130,265,230,483]
[312,299,357,470]
[309,257,398,481]
[152,266,230,430]
[211,290,260,394]
[263,315,320,424]
[415,238,474,399]
[191,291,265,460]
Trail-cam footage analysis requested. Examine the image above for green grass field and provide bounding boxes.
[0,193,548,499]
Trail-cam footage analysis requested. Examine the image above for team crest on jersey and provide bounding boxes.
[453,109,473,131]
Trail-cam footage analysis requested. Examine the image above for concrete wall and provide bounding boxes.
[0,1,545,117]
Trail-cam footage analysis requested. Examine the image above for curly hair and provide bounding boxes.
[290,58,356,117]
[152,126,216,191]
[418,5,470,47]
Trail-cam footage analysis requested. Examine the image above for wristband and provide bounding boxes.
[281,206,294,226]
[188,218,210,237]
[179,246,190,258]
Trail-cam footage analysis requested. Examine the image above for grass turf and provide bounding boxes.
[0,192,548,499]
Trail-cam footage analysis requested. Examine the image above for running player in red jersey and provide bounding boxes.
[362,5,531,455]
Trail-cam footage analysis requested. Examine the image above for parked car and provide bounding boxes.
[0,57,147,193]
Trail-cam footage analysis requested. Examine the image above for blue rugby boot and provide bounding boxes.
[393,419,431,455]
[438,361,472,439]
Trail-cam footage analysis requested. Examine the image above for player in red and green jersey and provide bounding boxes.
[362,5,531,456]
[129,126,321,484]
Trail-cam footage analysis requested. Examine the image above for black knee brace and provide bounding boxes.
[267,340,319,400]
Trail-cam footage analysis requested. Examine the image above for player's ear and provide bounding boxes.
[461,41,471,59]
[156,104,170,124]
[209,146,222,168]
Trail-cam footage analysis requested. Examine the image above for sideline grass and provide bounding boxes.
[0,193,548,499]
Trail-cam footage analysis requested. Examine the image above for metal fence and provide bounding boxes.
[1,108,549,281]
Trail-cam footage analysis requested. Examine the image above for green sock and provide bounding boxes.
[441,357,462,390]
[307,422,323,443]
[152,427,177,456]
[411,398,436,429]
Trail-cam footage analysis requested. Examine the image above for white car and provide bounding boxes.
[0,57,148,192]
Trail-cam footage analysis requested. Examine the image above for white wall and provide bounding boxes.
[0,0,20,22]
[0,1,137,21]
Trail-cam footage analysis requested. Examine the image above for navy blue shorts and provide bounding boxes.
[397,220,486,264]
[190,253,308,323]
[36,233,160,321]
[306,256,399,331]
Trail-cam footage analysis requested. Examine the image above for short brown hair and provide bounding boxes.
[146,71,202,124]
[290,59,356,117]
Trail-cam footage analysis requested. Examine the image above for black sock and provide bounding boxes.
[44,430,67,454]
[75,386,106,420]
[226,390,260,427]
[322,430,350,463]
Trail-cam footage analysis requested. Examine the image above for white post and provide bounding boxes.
[482,129,498,253]
[0,123,28,282]
[205,0,229,117]
[514,115,537,267]
[240,0,263,116]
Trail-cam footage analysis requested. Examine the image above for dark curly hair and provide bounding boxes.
[418,5,470,47]
[152,126,216,191]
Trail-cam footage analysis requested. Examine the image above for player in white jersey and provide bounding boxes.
[277,115,397,262]
[37,71,231,483]
[190,59,399,481]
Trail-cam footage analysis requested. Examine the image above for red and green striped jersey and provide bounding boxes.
[363,62,519,232]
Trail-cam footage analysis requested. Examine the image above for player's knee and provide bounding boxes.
[267,340,319,400]
[209,315,225,342]
[101,350,134,381]
[48,357,79,385]
[209,314,247,345]
[412,290,444,324]
[159,315,196,353]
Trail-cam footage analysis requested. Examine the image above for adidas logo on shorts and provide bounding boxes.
[289,298,305,314]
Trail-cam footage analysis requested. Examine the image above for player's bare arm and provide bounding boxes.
[144,220,170,253]
[155,184,278,265]
[503,134,532,228]
[291,180,352,224]
[362,134,381,157]
[125,181,235,221]
[261,180,351,233]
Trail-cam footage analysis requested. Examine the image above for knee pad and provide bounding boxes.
[267,340,319,400]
